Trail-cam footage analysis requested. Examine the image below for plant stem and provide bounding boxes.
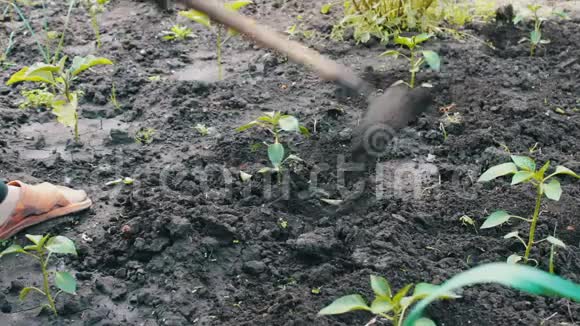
[53,0,76,64]
[90,10,101,49]
[524,185,543,262]
[40,254,57,315]
[74,112,79,143]
[217,25,222,80]
[409,49,416,88]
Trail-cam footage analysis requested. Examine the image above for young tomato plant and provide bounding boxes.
[478,156,579,264]
[237,112,309,176]
[178,0,252,80]
[380,33,440,88]
[82,0,110,48]
[319,275,458,326]
[162,24,194,41]
[6,55,113,142]
[0,234,78,315]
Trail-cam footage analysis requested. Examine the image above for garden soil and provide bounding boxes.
[0,0,579,325]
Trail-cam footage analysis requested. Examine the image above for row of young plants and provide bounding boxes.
[1,0,579,323]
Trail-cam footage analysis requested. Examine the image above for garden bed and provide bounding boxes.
[0,0,579,325]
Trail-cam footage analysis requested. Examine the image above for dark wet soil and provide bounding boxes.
[1,0,579,325]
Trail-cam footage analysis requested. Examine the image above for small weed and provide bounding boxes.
[179,0,252,80]
[82,0,110,48]
[110,82,121,110]
[478,156,578,264]
[459,215,478,234]
[0,234,78,315]
[193,123,210,136]
[162,24,194,41]
[380,33,441,88]
[135,128,156,145]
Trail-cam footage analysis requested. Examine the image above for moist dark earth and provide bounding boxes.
[1,0,579,325]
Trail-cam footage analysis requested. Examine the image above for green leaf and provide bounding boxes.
[543,179,562,201]
[321,3,332,14]
[370,275,391,297]
[278,115,300,132]
[480,210,511,229]
[530,30,541,44]
[551,166,579,179]
[478,163,518,182]
[511,156,536,172]
[6,63,59,85]
[45,236,77,255]
[370,297,393,314]
[19,287,33,301]
[178,10,211,28]
[511,171,533,185]
[393,284,413,304]
[299,125,311,137]
[26,234,43,245]
[318,294,371,315]
[55,271,76,294]
[513,15,524,25]
[224,0,252,12]
[504,231,520,239]
[394,35,414,48]
[268,143,285,168]
[403,263,580,326]
[546,236,566,248]
[52,94,78,128]
[69,55,113,76]
[536,161,551,179]
[236,121,260,132]
[380,50,401,58]
[421,51,440,71]
[0,244,25,257]
[413,33,432,45]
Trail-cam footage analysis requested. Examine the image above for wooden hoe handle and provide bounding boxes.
[177,0,371,94]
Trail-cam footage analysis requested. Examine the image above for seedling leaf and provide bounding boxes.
[478,163,517,182]
[507,254,523,264]
[546,236,566,248]
[224,0,252,12]
[179,10,211,28]
[0,244,25,257]
[380,50,401,58]
[6,65,58,85]
[481,210,511,229]
[511,156,536,172]
[268,143,285,168]
[370,297,393,314]
[19,287,33,301]
[370,275,391,297]
[278,115,300,132]
[52,94,78,128]
[543,179,562,201]
[530,30,541,44]
[394,35,414,48]
[318,294,370,315]
[26,234,44,245]
[404,263,580,326]
[552,166,579,178]
[69,55,112,76]
[45,236,77,255]
[55,271,76,294]
[412,283,459,299]
[504,231,520,239]
[321,3,332,14]
[236,121,260,132]
[511,171,533,185]
[422,51,440,71]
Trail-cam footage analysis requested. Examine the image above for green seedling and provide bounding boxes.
[478,155,579,264]
[514,4,551,56]
[6,55,113,142]
[459,215,477,234]
[83,0,110,48]
[162,24,194,41]
[0,30,16,69]
[286,15,318,40]
[319,275,459,326]
[19,89,55,110]
[548,225,564,274]
[106,177,134,186]
[380,33,440,88]
[237,112,309,176]
[110,82,121,110]
[135,128,156,145]
[179,0,252,80]
[194,123,210,136]
[404,263,580,326]
[0,234,78,315]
